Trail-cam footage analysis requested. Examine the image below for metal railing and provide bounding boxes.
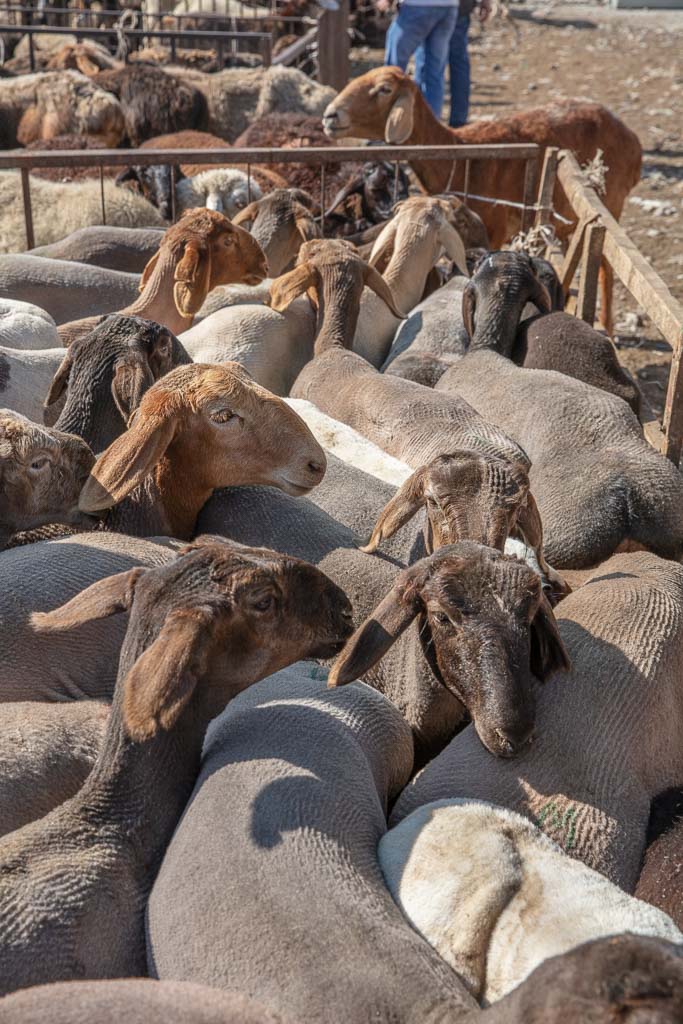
[0,22,273,69]
[0,3,313,26]
[0,141,541,250]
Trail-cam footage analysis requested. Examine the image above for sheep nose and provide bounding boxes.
[308,459,324,478]
[494,725,534,759]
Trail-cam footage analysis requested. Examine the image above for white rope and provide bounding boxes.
[441,188,575,225]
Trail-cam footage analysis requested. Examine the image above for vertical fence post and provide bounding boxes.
[99,164,106,226]
[170,164,177,223]
[662,326,683,465]
[317,0,349,89]
[520,156,538,232]
[20,167,34,250]
[576,221,606,325]
[28,29,35,71]
[319,163,325,239]
[534,146,558,227]
[462,159,470,205]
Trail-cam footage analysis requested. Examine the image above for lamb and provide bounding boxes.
[0,299,59,351]
[380,799,682,1005]
[0,70,125,148]
[0,174,165,255]
[0,539,352,994]
[29,226,166,274]
[392,551,683,892]
[181,197,468,393]
[146,669,479,1023]
[175,167,260,218]
[47,315,189,453]
[323,66,643,330]
[0,980,291,1024]
[57,208,268,344]
[92,63,208,146]
[0,409,95,549]
[435,252,683,567]
[0,702,108,837]
[0,255,140,325]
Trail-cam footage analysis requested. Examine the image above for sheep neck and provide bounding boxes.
[125,250,194,335]
[75,632,248,867]
[313,265,362,355]
[402,96,461,194]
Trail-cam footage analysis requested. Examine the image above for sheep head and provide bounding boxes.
[323,67,419,146]
[32,539,354,741]
[139,209,268,319]
[329,542,570,760]
[176,169,262,220]
[0,409,95,546]
[369,196,469,279]
[78,363,327,519]
[269,238,406,352]
[233,188,319,277]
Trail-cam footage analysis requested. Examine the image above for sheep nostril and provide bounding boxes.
[308,460,324,476]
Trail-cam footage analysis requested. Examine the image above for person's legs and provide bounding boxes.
[448,13,471,127]
[419,6,458,116]
[385,5,437,70]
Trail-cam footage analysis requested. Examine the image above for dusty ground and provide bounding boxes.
[351,1,683,415]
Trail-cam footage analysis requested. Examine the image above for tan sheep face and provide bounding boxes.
[0,411,95,541]
[323,67,412,143]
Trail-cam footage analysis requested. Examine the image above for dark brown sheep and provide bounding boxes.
[636,789,683,931]
[23,134,116,183]
[93,64,208,147]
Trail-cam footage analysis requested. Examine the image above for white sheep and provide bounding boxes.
[285,399,413,487]
[0,173,165,254]
[0,299,59,350]
[379,799,683,1006]
[176,168,262,219]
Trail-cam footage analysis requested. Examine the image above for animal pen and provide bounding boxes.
[0,0,350,85]
[2,138,681,460]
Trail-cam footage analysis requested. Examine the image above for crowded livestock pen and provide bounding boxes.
[0,0,682,1019]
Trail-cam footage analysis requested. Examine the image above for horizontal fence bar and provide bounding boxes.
[0,143,540,171]
[0,23,272,42]
[0,5,312,25]
[272,24,317,65]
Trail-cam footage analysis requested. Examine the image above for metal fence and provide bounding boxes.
[0,141,542,249]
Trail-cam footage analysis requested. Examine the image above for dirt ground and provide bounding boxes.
[350,1,683,416]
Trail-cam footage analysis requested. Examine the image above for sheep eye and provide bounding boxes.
[211,409,236,424]
[432,611,450,626]
[251,595,274,613]
[29,456,50,471]
[377,85,393,96]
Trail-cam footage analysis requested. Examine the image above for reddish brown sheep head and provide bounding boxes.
[323,67,420,145]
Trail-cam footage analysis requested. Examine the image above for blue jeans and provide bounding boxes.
[385,4,459,117]
[415,12,470,127]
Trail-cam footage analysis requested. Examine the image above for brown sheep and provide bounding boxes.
[323,67,643,332]
[23,134,117,183]
[636,789,683,931]
[0,409,95,550]
[57,207,268,344]
[234,113,362,207]
[93,64,208,147]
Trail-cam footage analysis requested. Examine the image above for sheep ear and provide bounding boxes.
[530,594,571,683]
[232,200,259,228]
[439,221,469,278]
[462,282,476,340]
[79,411,176,513]
[75,51,99,76]
[140,250,160,292]
[514,492,571,605]
[363,263,406,319]
[324,176,362,218]
[385,89,415,145]
[174,241,211,317]
[44,350,73,410]
[123,608,213,741]
[294,208,320,243]
[368,219,396,270]
[328,579,421,687]
[530,276,552,315]
[361,470,425,553]
[31,568,145,633]
[269,262,317,313]
[111,357,156,422]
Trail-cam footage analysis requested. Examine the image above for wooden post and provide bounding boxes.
[576,221,606,325]
[662,335,683,464]
[559,217,591,292]
[317,0,349,91]
[534,146,558,227]
[20,167,34,250]
[520,156,539,232]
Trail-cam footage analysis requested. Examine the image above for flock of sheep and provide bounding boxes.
[0,29,682,1024]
